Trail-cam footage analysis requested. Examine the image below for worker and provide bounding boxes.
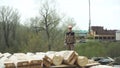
[64,25,76,50]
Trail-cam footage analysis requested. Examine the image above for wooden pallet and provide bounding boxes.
[17,61,29,68]
[30,60,43,68]
[50,65,77,68]
[4,63,16,68]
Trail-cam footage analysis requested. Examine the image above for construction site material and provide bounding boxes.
[3,53,11,58]
[43,55,53,67]
[52,55,63,66]
[29,60,42,68]
[90,65,114,68]
[0,50,114,68]
[60,51,78,65]
[27,53,43,68]
[77,56,88,67]
[4,60,15,68]
[86,63,100,67]
[10,53,29,68]
[50,64,77,68]
[16,60,28,67]
[0,53,3,58]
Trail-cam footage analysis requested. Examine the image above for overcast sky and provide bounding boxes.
[0,0,120,30]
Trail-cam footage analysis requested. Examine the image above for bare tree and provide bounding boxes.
[0,6,20,48]
[39,2,61,50]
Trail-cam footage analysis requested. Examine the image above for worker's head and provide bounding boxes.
[68,25,72,31]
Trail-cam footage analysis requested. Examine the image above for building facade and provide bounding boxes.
[116,30,120,41]
[90,26,116,41]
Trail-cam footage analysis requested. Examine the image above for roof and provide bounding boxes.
[116,30,120,33]
[73,30,88,34]
[91,26,116,35]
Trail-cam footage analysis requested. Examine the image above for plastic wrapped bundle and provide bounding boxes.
[3,53,11,58]
[52,52,63,66]
[59,51,78,65]
[28,55,43,68]
[43,55,52,67]
[77,56,88,67]
[9,53,29,68]
[4,59,16,68]
[0,53,3,58]
[0,57,7,68]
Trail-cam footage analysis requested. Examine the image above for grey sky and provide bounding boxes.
[0,0,120,30]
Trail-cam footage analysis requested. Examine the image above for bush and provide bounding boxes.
[106,42,120,57]
[75,41,106,58]
[75,41,120,58]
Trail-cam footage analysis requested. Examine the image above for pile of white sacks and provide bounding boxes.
[0,51,116,68]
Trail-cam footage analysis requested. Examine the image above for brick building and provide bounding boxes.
[90,26,116,41]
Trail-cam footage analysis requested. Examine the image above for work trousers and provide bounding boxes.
[66,43,74,50]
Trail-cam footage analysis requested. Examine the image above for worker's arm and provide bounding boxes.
[73,32,76,44]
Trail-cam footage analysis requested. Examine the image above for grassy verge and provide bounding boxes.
[75,40,120,58]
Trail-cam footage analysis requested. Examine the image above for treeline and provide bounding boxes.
[75,41,120,58]
[0,1,75,53]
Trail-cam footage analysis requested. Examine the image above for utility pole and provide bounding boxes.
[88,0,91,34]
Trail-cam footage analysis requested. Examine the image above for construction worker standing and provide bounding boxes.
[64,25,76,50]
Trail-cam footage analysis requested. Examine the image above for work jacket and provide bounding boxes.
[65,31,75,44]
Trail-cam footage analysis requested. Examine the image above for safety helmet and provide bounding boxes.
[68,25,72,29]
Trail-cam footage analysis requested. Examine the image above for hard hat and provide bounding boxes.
[68,25,72,29]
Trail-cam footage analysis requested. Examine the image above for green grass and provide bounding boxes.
[75,41,120,58]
